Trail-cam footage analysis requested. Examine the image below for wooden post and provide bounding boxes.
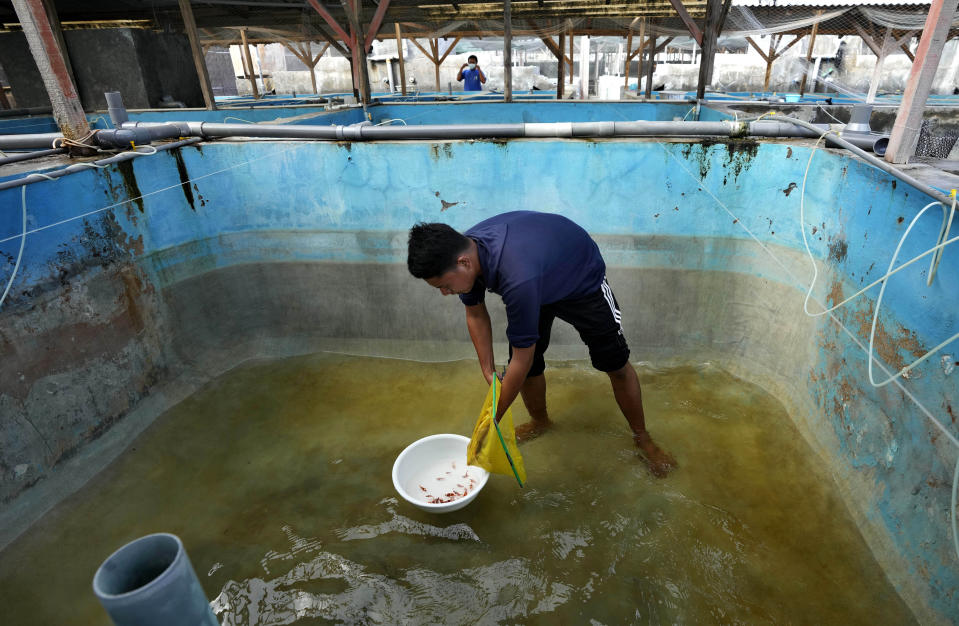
[866,27,894,103]
[430,39,440,91]
[238,41,250,81]
[624,20,648,93]
[645,36,656,98]
[504,0,513,102]
[746,34,801,91]
[643,36,674,98]
[422,36,461,92]
[531,20,571,98]
[410,37,458,93]
[579,35,589,99]
[240,28,260,98]
[635,19,646,89]
[625,28,633,89]
[39,0,76,86]
[307,44,319,94]
[696,0,722,100]
[438,36,461,90]
[395,23,407,96]
[311,43,329,94]
[798,13,821,96]
[178,0,215,109]
[764,36,777,90]
[568,27,574,82]
[256,43,268,91]
[9,0,91,144]
[557,30,565,99]
[282,41,329,95]
[341,0,370,103]
[886,0,959,163]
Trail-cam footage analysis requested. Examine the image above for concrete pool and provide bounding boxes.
[0,102,957,622]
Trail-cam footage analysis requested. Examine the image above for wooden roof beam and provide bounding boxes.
[307,0,353,46]
[364,0,391,51]
[666,0,702,45]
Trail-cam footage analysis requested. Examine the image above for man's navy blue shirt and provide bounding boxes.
[459,211,606,348]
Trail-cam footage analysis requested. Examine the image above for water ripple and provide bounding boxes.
[334,497,481,543]
[213,548,575,625]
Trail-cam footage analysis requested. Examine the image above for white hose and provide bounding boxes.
[797,131,959,562]
[0,145,164,310]
[867,203,959,388]
[0,185,27,310]
[798,133,959,388]
[954,456,959,563]
[927,195,955,287]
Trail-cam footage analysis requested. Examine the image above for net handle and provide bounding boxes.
[491,376,524,487]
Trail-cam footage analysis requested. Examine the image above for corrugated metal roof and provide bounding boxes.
[733,0,931,6]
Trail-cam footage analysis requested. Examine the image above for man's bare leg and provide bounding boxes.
[515,374,552,442]
[607,362,676,477]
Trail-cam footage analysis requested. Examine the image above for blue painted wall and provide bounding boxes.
[1,138,953,351]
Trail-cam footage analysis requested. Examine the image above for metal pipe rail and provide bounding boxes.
[0,147,67,166]
[0,118,933,201]
[0,138,202,192]
[2,119,888,152]
[114,119,883,145]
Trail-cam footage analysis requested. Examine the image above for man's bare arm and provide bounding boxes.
[494,344,534,420]
[465,303,495,384]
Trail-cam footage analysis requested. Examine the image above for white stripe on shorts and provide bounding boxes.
[601,277,623,331]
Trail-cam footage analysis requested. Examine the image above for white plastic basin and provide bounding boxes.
[392,434,489,513]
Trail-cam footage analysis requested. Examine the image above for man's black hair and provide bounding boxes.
[407,222,471,279]
[468,54,478,63]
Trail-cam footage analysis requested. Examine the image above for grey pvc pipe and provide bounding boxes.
[0,132,61,150]
[105,92,128,127]
[0,119,927,201]
[767,114,950,206]
[116,120,891,150]
[0,138,202,192]
[92,533,217,626]
[119,120,527,141]
[94,127,161,149]
[2,120,889,151]
[0,147,66,166]
[0,106,53,118]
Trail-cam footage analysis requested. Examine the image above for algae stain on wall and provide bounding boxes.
[678,139,760,184]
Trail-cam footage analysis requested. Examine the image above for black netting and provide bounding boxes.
[916,120,959,159]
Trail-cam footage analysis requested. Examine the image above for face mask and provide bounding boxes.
[468,63,476,70]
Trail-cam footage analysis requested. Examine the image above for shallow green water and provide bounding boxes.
[0,353,915,624]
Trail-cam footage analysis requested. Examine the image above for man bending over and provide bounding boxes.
[406,211,676,477]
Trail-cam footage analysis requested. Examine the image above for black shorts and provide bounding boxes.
[508,278,630,377]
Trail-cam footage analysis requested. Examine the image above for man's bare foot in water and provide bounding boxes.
[633,431,677,477]
[515,418,553,443]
